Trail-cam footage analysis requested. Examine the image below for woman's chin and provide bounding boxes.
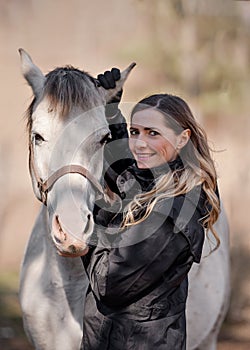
[136,162,149,169]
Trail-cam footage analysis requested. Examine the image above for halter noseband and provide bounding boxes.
[29,144,106,205]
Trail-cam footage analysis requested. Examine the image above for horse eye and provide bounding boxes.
[33,133,45,145]
[100,133,111,145]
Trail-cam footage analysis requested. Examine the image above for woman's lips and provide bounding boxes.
[136,153,155,160]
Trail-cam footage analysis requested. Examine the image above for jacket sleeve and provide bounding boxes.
[103,110,134,194]
[84,210,193,308]
[104,110,133,163]
[106,109,129,141]
[154,189,206,263]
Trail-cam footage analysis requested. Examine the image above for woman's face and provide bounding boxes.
[129,109,189,169]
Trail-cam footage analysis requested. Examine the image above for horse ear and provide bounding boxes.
[99,62,136,103]
[19,48,45,98]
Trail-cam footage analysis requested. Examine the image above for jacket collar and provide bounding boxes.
[117,157,184,194]
[128,156,184,188]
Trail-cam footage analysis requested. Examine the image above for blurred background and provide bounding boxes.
[0,0,249,349]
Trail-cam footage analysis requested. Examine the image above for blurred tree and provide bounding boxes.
[133,0,250,102]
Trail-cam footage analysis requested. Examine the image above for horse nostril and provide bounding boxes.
[53,235,62,244]
[68,245,77,254]
[83,213,93,234]
[53,215,68,244]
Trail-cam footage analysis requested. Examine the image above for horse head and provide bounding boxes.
[19,49,135,257]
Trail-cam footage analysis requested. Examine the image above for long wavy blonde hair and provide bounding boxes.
[123,94,220,250]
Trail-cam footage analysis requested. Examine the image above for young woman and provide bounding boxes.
[80,70,220,349]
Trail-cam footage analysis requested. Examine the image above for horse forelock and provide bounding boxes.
[26,66,103,135]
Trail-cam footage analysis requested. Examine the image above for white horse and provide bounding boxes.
[19,50,230,350]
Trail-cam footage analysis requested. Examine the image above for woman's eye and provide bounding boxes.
[100,133,111,145]
[33,133,45,145]
[130,129,138,136]
[149,130,160,136]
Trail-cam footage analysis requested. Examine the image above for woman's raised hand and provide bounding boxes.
[97,68,123,118]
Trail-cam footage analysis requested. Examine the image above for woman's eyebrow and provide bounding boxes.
[130,126,161,132]
[130,125,161,131]
[144,127,160,131]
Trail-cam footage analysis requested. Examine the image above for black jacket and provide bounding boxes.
[81,112,207,350]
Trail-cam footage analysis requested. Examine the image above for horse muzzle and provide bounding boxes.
[52,214,92,257]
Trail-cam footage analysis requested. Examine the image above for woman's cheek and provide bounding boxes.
[128,138,134,153]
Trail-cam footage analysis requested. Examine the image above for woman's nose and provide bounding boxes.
[135,137,147,148]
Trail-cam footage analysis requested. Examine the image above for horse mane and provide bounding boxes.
[26,66,102,133]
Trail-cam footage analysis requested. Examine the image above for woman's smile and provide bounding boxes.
[136,152,156,160]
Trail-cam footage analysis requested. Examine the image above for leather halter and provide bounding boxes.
[29,143,106,205]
